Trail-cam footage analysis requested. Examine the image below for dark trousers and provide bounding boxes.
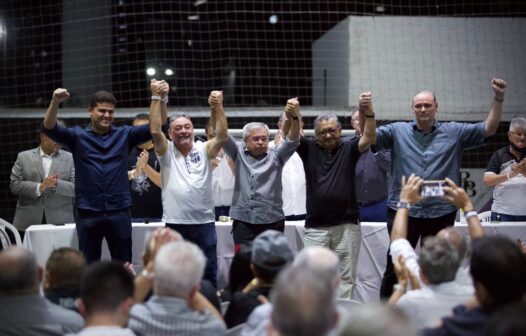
[379,208,456,299]
[232,219,285,247]
[76,208,132,264]
[166,223,218,288]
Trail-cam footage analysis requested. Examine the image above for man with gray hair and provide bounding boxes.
[484,117,526,221]
[224,98,301,246]
[269,266,339,336]
[128,240,226,335]
[150,82,227,286]
[0,246,84,335]
[295,92,376,299]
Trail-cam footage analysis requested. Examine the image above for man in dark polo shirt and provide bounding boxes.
[43,82,168,263]
[295,92,376,299]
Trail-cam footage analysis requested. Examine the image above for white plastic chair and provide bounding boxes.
[477,211,492,223]
[0,218,22,246]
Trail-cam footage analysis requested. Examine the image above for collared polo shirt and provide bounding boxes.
[486,146,526,215]
[129,295,226,336]
[224,134,299,224]
[297,136,361,228]
[44,122,151,211]
[376,120,486,218]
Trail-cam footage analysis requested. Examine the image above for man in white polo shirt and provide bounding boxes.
[149,81,228,287]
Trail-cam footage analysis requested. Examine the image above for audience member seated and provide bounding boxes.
[268,265,338,336]
[242,246,340,336]
[387,175,476,328]
[423,235,526,336]
[221,242,253,302]
[44,247,86,311]
[128,240,226,335]
[224,230,293,329]
[389,236,471,329]
[0,246,84,335]
[132,227,220,311]
[71,261,135,336]
[338,304,417,336]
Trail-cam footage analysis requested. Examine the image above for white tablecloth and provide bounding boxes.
[22,221,304,290]
[23,221,526,303]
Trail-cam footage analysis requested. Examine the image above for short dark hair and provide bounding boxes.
[45,248,86,288]
[89,90,116,110]
[80,261,134,315]
[470,236,526,310]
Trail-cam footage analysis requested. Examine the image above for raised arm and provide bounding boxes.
[357,91,377,152]
[206,90,228,159]
[44,89,70,129]
[485,78,507,136]
[391,174,423,241]
[283,97,301,141]
[160,82,169,126]
[442,178,485,239]
[150,80,169,156]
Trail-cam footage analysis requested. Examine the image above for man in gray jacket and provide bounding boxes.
[10,121,75,239]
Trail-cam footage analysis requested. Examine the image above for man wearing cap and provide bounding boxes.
[10,120,75,240]
[224,230,293,329]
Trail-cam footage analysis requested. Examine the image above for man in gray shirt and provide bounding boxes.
[0,246,84,336]
[351,110,390,222]
[224,98,301,247]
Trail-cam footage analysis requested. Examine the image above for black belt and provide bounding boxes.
[357,197,386,207]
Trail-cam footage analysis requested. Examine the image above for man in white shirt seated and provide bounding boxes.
[387,175,485,328]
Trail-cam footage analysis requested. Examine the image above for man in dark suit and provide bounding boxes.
[10,121,75,239]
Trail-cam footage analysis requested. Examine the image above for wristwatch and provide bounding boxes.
[393,283,407,293]
[397,201,411,210]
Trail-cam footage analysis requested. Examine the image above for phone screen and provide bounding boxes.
[420,180,447,197]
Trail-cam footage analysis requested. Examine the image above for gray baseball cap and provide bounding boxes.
[251,230,294,270]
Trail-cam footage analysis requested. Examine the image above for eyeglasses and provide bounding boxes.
[509,131,525,137]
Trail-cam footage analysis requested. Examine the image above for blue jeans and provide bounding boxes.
[166,223,218,287]
[76,208,132,263]
[491,212,526,222]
